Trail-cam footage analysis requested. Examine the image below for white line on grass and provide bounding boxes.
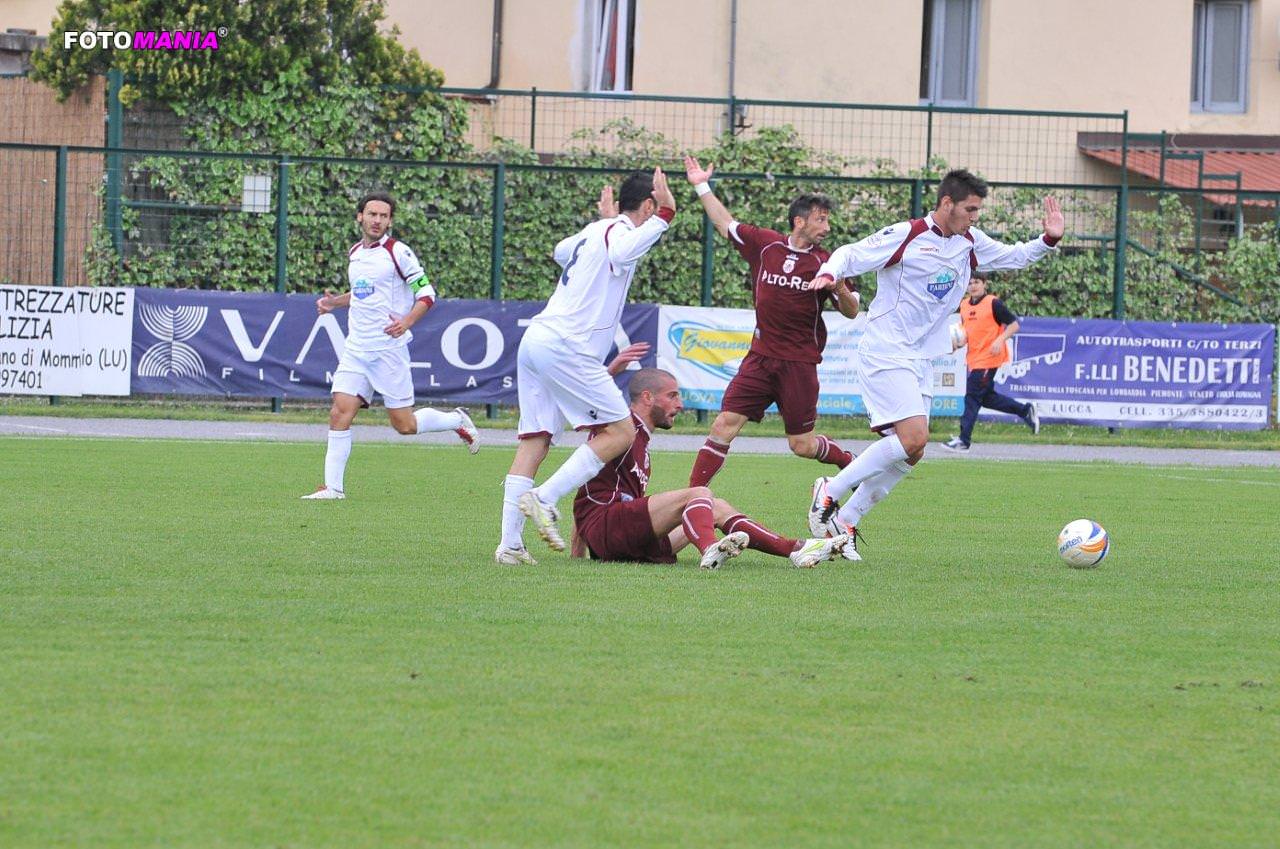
[0,422,67,432]
[1152,473,1280,487]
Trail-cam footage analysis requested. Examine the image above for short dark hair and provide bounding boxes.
[618,171,655,213]
[788,193,832,230]
[628,367,676,401]
[357,191,396,216]
[936,169,988,206]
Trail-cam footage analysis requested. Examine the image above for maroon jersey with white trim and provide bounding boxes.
[729,222,839,364]
[573,412,651,525]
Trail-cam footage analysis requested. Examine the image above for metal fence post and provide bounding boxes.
[697,202,715,424]
[1112,113,1129,320]
[53,145,67,287]
[488,162,506,419]
[490,162,505,300]
[49,144,68,406]
[529,87,537,150]
[272,155,290,413]
[105,69,124,265]
[925,103,934,169]
[910,178,924,219]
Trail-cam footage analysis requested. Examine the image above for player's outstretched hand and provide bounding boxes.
[316,289,338,315]
[598,184,619,219]
[808,274,840,292]
[651,167,676,211]
[606,341,651,376]
[1043,196,1065,241]
[684,155,713,186]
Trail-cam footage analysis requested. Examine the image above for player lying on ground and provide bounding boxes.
[499,170,677,562]
[682,156,861,500]
[303,191,478,500]
[806,169,1063,550]
[564,367,849,569]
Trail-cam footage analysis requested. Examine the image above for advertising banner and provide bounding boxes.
[980,317,1275,430]
[0,285,133,396]
[130,289,658,403]
[656,305,968,416]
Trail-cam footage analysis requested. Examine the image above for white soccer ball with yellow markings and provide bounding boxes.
[1057,519,1110,568]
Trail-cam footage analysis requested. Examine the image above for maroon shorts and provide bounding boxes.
[576,497,676,564]
[721,351,820,435]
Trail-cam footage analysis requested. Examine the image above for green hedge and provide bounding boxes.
[85,74,1280,326]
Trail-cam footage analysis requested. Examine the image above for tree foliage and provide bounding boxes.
[32,0,440,105]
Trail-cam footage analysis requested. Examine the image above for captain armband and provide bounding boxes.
[409,276,437,305]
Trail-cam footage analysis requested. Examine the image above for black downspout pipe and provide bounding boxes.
[486,0,504,88]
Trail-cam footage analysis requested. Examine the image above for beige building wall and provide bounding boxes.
[390,0,1280,134]
[4,0,57,33]
[982,0,1280,133]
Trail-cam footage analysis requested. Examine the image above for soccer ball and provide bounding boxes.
[1057,519,1109,568]
[949,322,967,351]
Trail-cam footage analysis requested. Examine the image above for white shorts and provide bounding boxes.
[858,351,933,429]
[332,345,414,409]
[516,324,629,443]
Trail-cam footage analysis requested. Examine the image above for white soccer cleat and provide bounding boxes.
[494,544,538,565]
[699,530,750,570]
[301,485,345,500]
[454,407,480,454]
[789,533,850,568]
[518,491,565,551]
[808,476,841,537]
[837,524,864,561]
[1026,403,1041,436]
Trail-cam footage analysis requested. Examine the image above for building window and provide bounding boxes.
[1191,0,1250,112]
[919,0,979,106]
[584,0,635,92]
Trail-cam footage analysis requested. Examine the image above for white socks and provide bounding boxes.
[324,429,352,492]
[533,443,607,505]
[826,432,909,501]
[838,459,912,526]
[414,407,463,433]
[501,475,534,550]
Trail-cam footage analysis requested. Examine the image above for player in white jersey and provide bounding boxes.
[805,170,1064,550]
[301,192,479,500]
[496,169,676,564]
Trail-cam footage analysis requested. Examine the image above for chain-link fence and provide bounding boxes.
[7,139,1278,325]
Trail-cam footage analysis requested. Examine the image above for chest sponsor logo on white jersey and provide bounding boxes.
[761,271,807,290]
[352,278,374,299]
[926,269,957,301]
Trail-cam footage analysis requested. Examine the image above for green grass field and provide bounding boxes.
[3,436,1278,848]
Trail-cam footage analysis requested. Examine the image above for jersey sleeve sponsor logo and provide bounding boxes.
[926,268,958,300]
[352,277,374,299]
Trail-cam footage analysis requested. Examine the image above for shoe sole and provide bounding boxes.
[518,493,565,551]
[701,531,748,570]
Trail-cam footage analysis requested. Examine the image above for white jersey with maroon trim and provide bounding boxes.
[818,213,1055,359]
[529,211,671,362]
[345,234,434,352]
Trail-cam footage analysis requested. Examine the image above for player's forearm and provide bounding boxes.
[607,210,673,265]
[999,321,1020,341]
[402,298,433,328]
[834,286,861,318]
[332,292,352,308]
[695,191,734,239]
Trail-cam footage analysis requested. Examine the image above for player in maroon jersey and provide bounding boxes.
[568,368,850,569]
[683,156,862,492]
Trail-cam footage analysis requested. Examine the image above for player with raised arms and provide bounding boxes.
[806,170,1064,552]
[571,368,851,569]
[682,155,862,491]
[302,191,478,500]
[496,169,677,564]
